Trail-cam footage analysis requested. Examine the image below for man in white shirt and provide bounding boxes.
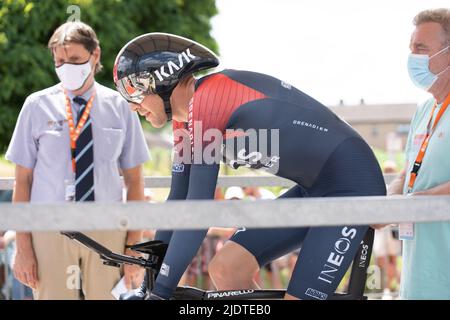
[6,21,150,299]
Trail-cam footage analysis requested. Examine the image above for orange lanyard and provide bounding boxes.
[64,91,96,173]
[408,94,450,193]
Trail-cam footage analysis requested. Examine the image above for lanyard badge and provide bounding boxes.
[399,223,415,240]
[65,179,76,202]
[64,90,95,172]
[407,94,450,194]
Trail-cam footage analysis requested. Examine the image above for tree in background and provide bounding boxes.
[0,0,218,152]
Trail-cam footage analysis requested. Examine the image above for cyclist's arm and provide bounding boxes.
[167,163,191,200]
[150,80,227,299]
[154,121,192,243]
[153,164,192,244]
[168,120,192,200]
[186,164,220,200]
[150,163,219,299]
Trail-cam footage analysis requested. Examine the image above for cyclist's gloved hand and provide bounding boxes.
[119,275,148,300]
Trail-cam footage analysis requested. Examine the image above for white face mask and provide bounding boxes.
[55,57,93,91]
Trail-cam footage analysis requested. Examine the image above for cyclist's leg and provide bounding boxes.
[209,185,308,290]
[285,137,386,300]
[210,228,309,290]
[154,230,173,244]
[285,225,368,300]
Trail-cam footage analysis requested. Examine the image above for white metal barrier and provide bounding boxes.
[2,174,448,232]
[0,174,397,191]
[1,195,450,231]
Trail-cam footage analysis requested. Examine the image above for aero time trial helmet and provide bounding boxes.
[113,33,219,121]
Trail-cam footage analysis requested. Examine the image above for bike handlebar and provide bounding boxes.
[61,231,156,269]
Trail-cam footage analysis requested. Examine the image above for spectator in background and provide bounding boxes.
[141,189,157,242]
[143,188,155,203]
[373,227,401,295]
[225,186,245,200]
[373,160,402,296]
[382,160,397,175]
[387,8,450,299]
[1,231,33,300]
[5,21,149,299]
[1,191,33,300]
[243,186,276,200]
[273,188,300,286]
[0,231,11,300]
[240,187,283,289]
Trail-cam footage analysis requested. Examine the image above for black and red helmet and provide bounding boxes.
[113,33,219,121]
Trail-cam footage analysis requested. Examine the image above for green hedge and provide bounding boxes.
[0,0,218,152]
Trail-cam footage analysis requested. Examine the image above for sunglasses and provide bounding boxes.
[115,71,156,104]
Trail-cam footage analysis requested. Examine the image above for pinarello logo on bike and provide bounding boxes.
[206,290,255,299]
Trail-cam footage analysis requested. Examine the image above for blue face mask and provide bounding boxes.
[407,46,449,90]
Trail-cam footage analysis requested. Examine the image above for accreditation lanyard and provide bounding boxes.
[407,94,450,194]
[64,91,96,173]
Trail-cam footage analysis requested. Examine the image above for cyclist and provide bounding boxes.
[114,33,386,300]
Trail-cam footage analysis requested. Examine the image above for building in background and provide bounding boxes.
[330,103,416,151]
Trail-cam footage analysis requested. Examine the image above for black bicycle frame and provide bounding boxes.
[61,228,374,300]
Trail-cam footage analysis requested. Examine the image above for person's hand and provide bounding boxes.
[370,223,397,230]
[123,249,145,290]
[371,224,389,230]
[13,247,39,289]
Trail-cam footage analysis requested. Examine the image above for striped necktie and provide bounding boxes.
[73,96,95,202]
